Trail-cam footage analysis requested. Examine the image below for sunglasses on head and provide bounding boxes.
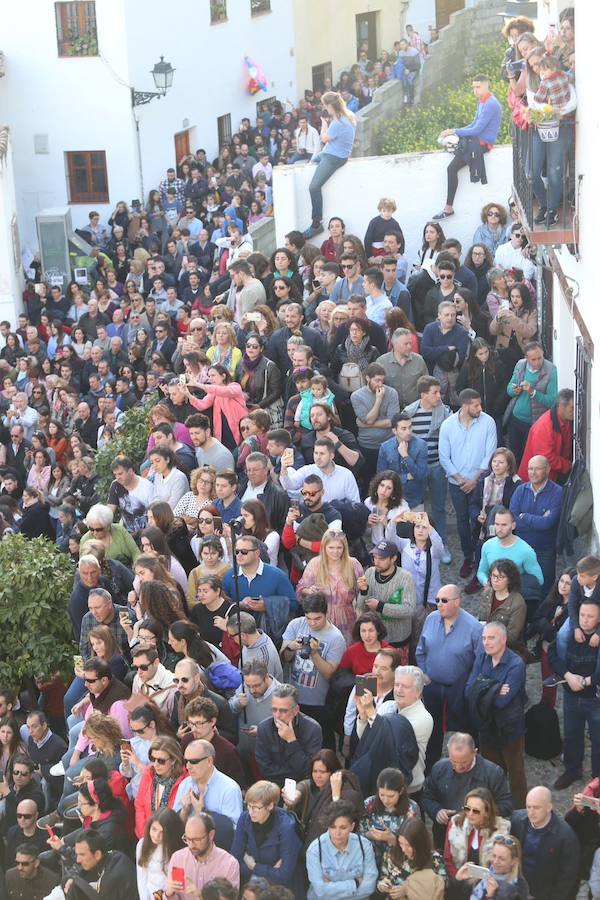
[493,834,516,846]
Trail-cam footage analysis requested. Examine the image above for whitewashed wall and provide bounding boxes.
[272,145,513,263]
[0,0,296,249]
[0,129,23,325]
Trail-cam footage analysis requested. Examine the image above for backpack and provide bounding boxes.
[524,702,563,760]
[206,660,242,693]
[338,362,365,393]
[330,499,370,543]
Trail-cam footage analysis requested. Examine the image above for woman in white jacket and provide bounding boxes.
[136,809,184,900]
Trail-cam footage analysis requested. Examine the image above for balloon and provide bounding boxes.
[244,55,267,95]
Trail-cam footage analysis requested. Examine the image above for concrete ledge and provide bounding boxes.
[273,145,512,263]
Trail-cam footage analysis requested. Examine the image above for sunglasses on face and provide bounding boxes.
[13,770,31,778]
[463,805,483,814]
[235,548,253,555]
[133,662,153,671]
[198,517,213,524]
[173,676,191,684]
[130,725,148,735]
[150,755,171,764]
[435,597,451,604]
[487,211,500,217]
[185,755,210,767]
[16,812,34,819]
[438,273,453,280]
[83,676,99,684]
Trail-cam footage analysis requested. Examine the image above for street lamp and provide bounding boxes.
[131,56,175,107]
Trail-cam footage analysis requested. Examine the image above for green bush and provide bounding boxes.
[94,396,157,497]
[0,535,74,687]
[378,42,511,155]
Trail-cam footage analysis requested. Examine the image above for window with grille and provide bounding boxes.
[217,114,232,149]
[210,0,227,23]
[256,96,276,116]
[574,337,591,469]
[251,0,271,14]
[55,2,98,57]
[65,151,108,203]
[312,62,333,93]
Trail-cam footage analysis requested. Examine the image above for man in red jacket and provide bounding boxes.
[518,388,574,483]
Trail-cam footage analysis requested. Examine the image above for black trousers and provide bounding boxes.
[446,146,489,206]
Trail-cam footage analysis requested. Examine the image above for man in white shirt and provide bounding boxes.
[291,115,321,162]
[279,437,360,503]
[3,393,38,441]
[364,268,393,326]
[494,223,536,280]
[379,665,433,797]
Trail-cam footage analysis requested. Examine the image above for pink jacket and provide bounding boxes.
[189,383,249,444]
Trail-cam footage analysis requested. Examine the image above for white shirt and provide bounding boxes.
[493,242,536,280]
[280,463,360,503]
[379,698,433,792]
[242,480,269,501]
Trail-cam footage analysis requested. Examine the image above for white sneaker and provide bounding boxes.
[50,761,65,777]
[441,546,452,564]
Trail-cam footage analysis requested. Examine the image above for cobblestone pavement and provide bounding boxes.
[439,503,590,819]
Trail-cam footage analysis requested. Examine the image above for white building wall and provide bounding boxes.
[0,0,296,250]
[272,146,513,263]
[0,1,137,250]
[403,0,437,43]
[0,129,24,325]
[123,0,296,201]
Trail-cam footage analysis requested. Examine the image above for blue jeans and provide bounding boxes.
[426,463,447,544]
[535,546,557,599]
[449,482,480,560]
[563,692,600,777]
[63,676,86,720]
[309,153,348,224]
[532,123,573,211]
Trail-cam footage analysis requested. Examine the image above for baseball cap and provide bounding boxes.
[372,541,398,559]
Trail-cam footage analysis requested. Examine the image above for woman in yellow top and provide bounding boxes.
[206,322,242,376]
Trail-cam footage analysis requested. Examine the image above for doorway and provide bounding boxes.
[435,0,464,30]
[174,129,190,167]
[356,11,378,61]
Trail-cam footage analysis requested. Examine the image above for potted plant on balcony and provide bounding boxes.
[529,104,560,142]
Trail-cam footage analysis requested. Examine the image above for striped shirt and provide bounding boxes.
[410,406,438,464]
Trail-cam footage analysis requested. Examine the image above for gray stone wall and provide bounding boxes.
[419,0,505,101]
[352,79,406,158]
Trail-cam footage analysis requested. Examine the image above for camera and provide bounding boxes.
[299,635,316,659]
[508,59,525,74]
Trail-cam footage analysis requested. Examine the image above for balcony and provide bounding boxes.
[511,120,578,246]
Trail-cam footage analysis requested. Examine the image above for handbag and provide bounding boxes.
[262,360,284,427]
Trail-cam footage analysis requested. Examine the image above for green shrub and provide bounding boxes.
[94,396,157,497]
[378,42,511,155]
[0,535,74,687]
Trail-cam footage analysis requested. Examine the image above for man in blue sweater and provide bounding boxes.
[510,455,562,597]
[376,412,428,507]
[434,74,503,219]
[222,534,298,618]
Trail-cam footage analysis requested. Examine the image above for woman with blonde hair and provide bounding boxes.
[206,322,242,375]
[304,91,356,239]
[297,529,363,642]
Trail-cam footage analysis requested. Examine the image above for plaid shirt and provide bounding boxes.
[79,604,131,659]
[533,70,572,114]
[159,176,186,205]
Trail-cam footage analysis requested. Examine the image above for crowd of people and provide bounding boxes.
[0,8,595,900]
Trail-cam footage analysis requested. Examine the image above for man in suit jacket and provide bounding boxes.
[265,303,326,375]
[510,786,579,900]
[151,323,177,364]
[238,452,289,534]
[0,423,32,483]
